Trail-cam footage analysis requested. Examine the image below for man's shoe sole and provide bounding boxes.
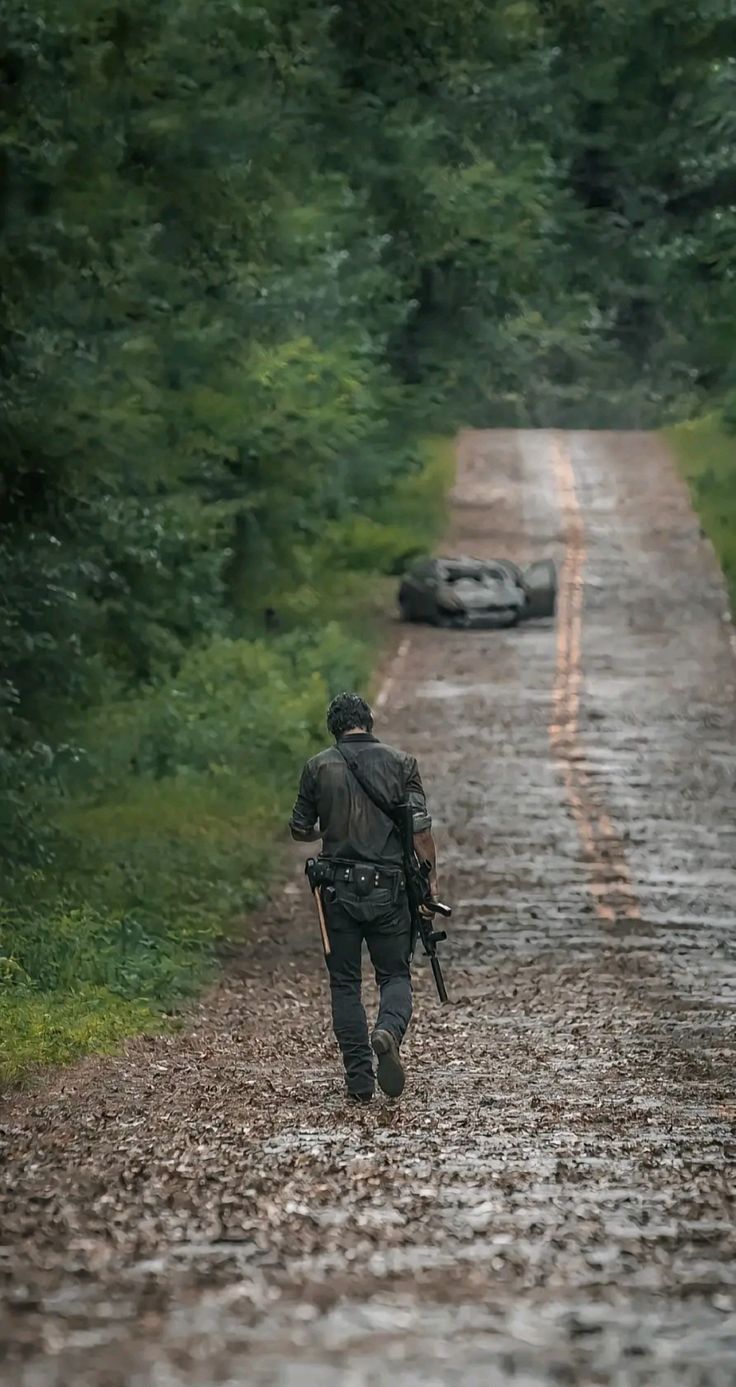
[371,1030,405,1098]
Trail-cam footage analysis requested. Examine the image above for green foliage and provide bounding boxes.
[666,414,736,615]
[319,517,425,575]
[331,0,736,425]
[315,437,455,575]
[721,390,736,437]
[73,622,371,809]
[1,901,210,999]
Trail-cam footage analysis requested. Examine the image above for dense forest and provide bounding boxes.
[2,1,736,1072]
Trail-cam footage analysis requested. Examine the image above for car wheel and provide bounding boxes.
[399,596,416,623]
[522,559,557,619]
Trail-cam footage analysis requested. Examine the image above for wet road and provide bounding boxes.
[2,431,735,1386]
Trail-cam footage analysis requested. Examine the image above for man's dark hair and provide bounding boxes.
[326,691,374,740]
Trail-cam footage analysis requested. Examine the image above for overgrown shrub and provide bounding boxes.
[667,415,736,614]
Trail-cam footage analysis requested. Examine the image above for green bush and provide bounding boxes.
[305,436,456,586]
[666,414,736,615]
[1,902,210,1000]
[721,390,736,437]
[319,516,427,575]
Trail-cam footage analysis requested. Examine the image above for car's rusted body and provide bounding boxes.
[398,556,557,628]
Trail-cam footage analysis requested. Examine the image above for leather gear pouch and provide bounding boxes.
[353,864,376,898]
[305,857,334,891]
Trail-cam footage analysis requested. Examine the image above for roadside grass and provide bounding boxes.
[1,437,455,1083]
[0,988,159,1084]
[666,413,736,615]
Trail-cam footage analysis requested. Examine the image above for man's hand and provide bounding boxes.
[413,828,439,900]
[291,826,322,843]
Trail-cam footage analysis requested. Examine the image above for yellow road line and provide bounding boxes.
[375,636,411,711]
[549,435,640,924]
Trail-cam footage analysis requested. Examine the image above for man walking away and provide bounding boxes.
[289,692,439,1102]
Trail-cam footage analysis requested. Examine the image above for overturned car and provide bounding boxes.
[398,555,557,628]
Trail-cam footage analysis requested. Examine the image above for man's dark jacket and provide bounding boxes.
[289,733,431,865]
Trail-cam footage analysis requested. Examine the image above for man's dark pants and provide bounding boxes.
[324,881,413,1094]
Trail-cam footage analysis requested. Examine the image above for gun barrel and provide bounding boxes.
[431,955,449,1004]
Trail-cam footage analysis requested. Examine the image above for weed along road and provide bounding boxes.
[2,431,736,1386]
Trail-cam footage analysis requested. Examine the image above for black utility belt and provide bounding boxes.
[307,856,404,897]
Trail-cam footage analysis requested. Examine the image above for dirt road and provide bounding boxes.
[2,431,735,1386]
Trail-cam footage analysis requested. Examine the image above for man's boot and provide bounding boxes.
[371,1029,405,1098]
